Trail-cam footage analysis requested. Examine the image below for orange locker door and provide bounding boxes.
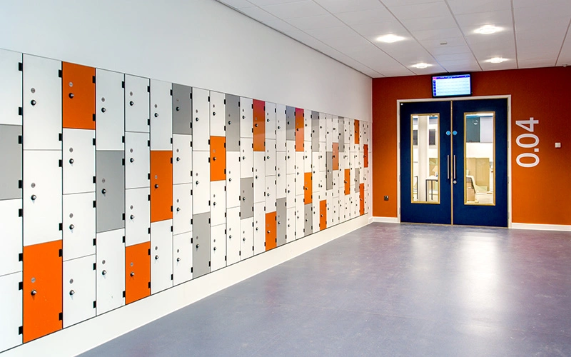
[265,212,277,251]
[354,120,360,145]
[320,200,327,230]
[360,183,365,215]
[62,62,95,130]
[344,169,350,195]
[210,136,226,181]
[253,100,265,152]
[363,144,369,168]
[295,108,304,152]
[304,172,312,205]
[125,242,151,304]
[150,151,173,222]
[23,240,63,343]
[332,143,339,170]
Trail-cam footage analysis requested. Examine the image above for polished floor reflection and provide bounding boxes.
[82,223,571,356]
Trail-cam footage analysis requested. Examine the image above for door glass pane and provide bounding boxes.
[464,112,495,205]
[411,114,439,203]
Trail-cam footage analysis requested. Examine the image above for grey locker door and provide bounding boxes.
[0,272,22,352]
[0,49,23,126]
[95,69,124,151]
[239,97,253,139]
[0,200,22,277]
[63,254,96,328]
[276,198,287,246]
[355,168,360,193]
[240,177,254,219]
[124,74,150,133]
[96,150,125,233]
[63,128,96,195]
[23,54,62,150]
[326,152,333,190]
[338,117,345,152]
[304,204,313,236]
[0,124,22,200]
[125,187,151,246]
[192,88,210,151]
[23,150,62,246]
[192,212,211,278]
[312,111,319,153]
[172,84,192,135]
[225,94,240,152]
[63,192,96,261]
[286,106,295,141]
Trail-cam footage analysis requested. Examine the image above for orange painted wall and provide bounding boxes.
[372,67,571,225]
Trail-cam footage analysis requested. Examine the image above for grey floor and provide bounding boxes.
[81,223,571,357]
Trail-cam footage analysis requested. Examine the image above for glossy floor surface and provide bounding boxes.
[82,223,571,356]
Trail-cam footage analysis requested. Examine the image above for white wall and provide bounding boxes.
[0,0,371,121]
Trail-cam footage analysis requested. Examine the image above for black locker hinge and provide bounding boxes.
[93,301,97,309]
[148,227,151,234]
[251,104,253,109]
[93,76,97,84]
[191,267,193,273]
[58,159,62,167]
[264,242,266,247]
[121,81,125,88]
[147,282,151,289]
[18,62,23,71]
[170,225,173,232]
[93,263,96,270]
[18,326,23,335]
[191,189,193,196]
[170,157,173,164]
[190,92,193,99]
[239,250,242,256]
[122,136,125,143]
[122,236,125,243]
[209,218,211,224]
[147,119,151,126]
[59,133,63,142]
[148,248,151,255]
[122,158,125,165]
[19,253,23,261]
[122,213,126,220]
[93,199,97,207]
[123,291,126,298]
[59,249,63,257]
[148,140,151,147]
[170,89,173,96]
[147,85,150,92]
[252,246,254,251]
[18,107,23,116]
[208,261,211,267]
[19,281,23,290]
[171,274,173,280]
[170,137,173,144]
[59,223,63,231]
[148,193,151,201]
[238,101,241,107]
[92,113,96,122]
[93,238,96,246]
[93,138,96,145]
[58,70,62,78]
[18,180,22,189]
[59,312,63,321]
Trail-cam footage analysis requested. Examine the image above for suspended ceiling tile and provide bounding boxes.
[248,0,302,5]
[218,0,254,9]
[439,60,482,72]
[412,27,464,41]
[408,64,447,75]
[261,1,329,19]
[420,36,469,48]
[453,10,514,31]
[427,44,473,56]
[401,16,458,32]
[286,13,345,30]
[335,7,395,26]
[517,58,558,68]
[351,21,410,39]
[387,1,450,20]
[446,0,512,15]
[381,0,444,6]
[314,0,384,14]
[237,6,281,24]
[434,52,476,62]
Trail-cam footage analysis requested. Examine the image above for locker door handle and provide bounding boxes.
[31,195,37,201]
[31,100,37,106]
[176,208,181,212]
[102,270,107,276]
[213,157,216,161]
[195,117,199,121]
[154,113,159,117]
[155,184,159,188]
[130,101,134,106]
[242,238,245,242]
[196,244,200,248]
[177,258,181,262]
[69,158,74,164]
[229,178,232,182]
[101,108,106,113]
[213,247,216,251]
[176,157,180,162]
[176,106,180,111]
[69,290,75,296]
[130,158,135,163]
[69,93,74,99]
[130,215,135,220]
[101,189,106,194]
[447,155,450,180]
[69,224,75,230]
[242,197,245,201]
[196,181,199,185]
[130,272,135,277]
[229,235,232,239]
[31,290,37,296]
[155,255,159,260]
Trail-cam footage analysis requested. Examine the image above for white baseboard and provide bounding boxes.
[511,223,571,232]
[4,215,370,357]
[371,216,399,223]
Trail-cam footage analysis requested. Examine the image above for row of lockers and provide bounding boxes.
[0,48,371,352]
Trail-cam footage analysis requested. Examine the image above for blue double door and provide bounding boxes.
[400,99,508,227]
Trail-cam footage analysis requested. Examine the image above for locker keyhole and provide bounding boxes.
[69,93,74,99]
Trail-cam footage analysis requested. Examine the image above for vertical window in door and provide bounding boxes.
[411,114,440,203]
[464,112,495,205]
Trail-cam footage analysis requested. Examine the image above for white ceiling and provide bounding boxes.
[216,0,571,78]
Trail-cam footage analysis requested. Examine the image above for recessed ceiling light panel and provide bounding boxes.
[412,63,432,69]
[474,25,501,34]
[486,57,508,63]
[376,34,405,43]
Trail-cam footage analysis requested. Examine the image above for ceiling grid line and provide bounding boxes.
[510,0,520,69]
[555,17,571,66]
[442,0,483,72]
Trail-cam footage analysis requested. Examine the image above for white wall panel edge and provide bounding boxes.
[3,215,371,357]
[0,0,371,122]
[371,216,400,224]
[511,223,571,232]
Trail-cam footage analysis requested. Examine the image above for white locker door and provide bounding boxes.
[265,176,276,212]
[265,139,276,177]
[211,224,226,272]
[326,116,334,151]
[319,113,326,143]
[95,69,124,150]
[23,55,61,150]
[240,137,254,178]
[286,141,295,174]
[344,196,351,222]
[150,219,173,294]
[286,207,295,242]
[276,152,287,199]
[226,207,241,266]
[286,174,295,208]
[192,88,210,151]
[253,152,265,203]
[304,143,312,173]
[276,104,286,151]
[63,255,96,328]
[265,102,276,140]
[0,272,22,351]
[125,132,150,190]
[96,229,125,314]
[124,74,150,133]
[0,49,22,126]
[192,151,210,214]
[333,171,339,198]
[295,152,304,197]
[253,202,265,255]
[0,200,22,276]
[295,198,304,239]
[343,118,350,149]
[23,150,62,246]
[173,183,192,235]
[332,116,339,143]
[304,109,312,142]
[173,232,193,285]
[312,200,320,233]
[150,79,172,151]
[63,192,96,261]
[240,217,254,260]
[211,181,226,227]
[63,129,95,195]
[312,153,321,192]
[210,91,226,137]
[240,97,253,138]
[226,152,240,209]
[173,134,192,185]
[125,187,150,246]
[319,143,326,172]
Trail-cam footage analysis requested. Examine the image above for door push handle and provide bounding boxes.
[453,155,457,181]
[447,155,450,180]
